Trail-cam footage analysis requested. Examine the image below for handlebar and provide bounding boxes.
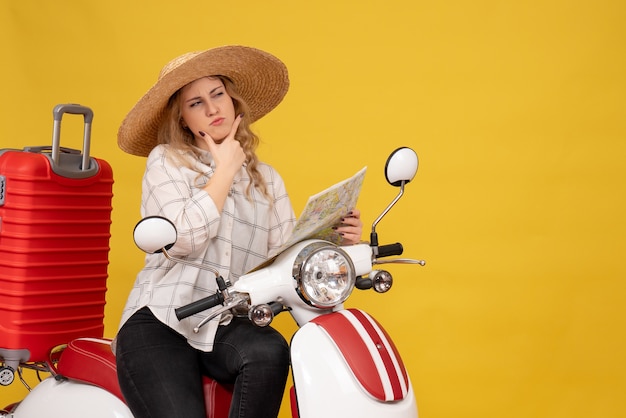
[377,242,403,258]
[175,275,231,320]
[174,242,409,321]
[175,293,224,320]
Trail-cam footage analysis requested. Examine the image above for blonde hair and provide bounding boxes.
[157,76,271,202]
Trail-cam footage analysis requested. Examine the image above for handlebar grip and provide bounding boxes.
[377,242,404,258]
[175,293,224,320]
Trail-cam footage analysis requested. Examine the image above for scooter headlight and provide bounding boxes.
[293,242,356,308]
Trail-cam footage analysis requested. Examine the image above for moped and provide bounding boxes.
[1,146,424,418]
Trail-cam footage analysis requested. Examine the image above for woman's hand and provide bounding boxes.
[199,114,246,178]
[335,209,363,245]
[199,115,246,213]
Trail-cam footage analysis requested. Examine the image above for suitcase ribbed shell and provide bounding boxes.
[0,149,113,363]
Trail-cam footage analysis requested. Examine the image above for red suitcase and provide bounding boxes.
[0,104,114,371]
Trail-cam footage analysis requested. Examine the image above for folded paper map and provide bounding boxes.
[276,166,367,253]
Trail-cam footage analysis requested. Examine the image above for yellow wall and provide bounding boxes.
[1,0,625,417]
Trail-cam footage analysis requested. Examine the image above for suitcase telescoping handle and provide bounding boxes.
[52,104,94,172]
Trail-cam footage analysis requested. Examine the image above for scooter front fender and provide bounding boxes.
[12,377,133,418]
[290,309,418,418]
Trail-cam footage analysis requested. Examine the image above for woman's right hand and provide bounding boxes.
[199,114,246,177]
[199,114,246,212]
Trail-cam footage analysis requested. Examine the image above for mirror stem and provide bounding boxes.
[370,181,406,255]
[371,181,406,233]
[162,248,221,277]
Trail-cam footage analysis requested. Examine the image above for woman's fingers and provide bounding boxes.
[335,209,363,245]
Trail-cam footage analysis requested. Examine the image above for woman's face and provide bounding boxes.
[179,76,236,145]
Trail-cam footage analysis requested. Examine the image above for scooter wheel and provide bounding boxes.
[0,366,15,386]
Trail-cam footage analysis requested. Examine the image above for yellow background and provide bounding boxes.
[1,0,625,417]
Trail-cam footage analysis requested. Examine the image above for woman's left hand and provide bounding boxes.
[335,209,363,245]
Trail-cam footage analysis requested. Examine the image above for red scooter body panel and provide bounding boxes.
[311,308,410,402]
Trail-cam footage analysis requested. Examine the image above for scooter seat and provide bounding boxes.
[56,338,124,401]
[56,338,234,417]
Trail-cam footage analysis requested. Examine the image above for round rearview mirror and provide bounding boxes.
[384,147,418,187]
[133,216,177,254]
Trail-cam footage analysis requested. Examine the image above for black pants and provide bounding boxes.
[116,307,290,418]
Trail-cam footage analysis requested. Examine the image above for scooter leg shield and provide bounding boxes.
[290,314,418,418]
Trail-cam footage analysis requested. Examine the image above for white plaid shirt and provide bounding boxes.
[118,144,296,352]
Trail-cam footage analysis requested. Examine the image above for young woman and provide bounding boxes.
[114,45,362,418]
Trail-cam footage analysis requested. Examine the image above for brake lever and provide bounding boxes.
[193,294,249,333]
[374,258,426,266]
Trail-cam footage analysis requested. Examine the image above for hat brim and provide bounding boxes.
[117,45,289,157]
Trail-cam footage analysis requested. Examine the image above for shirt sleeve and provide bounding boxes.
[263,164,297,254]
[140,145,221,256]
